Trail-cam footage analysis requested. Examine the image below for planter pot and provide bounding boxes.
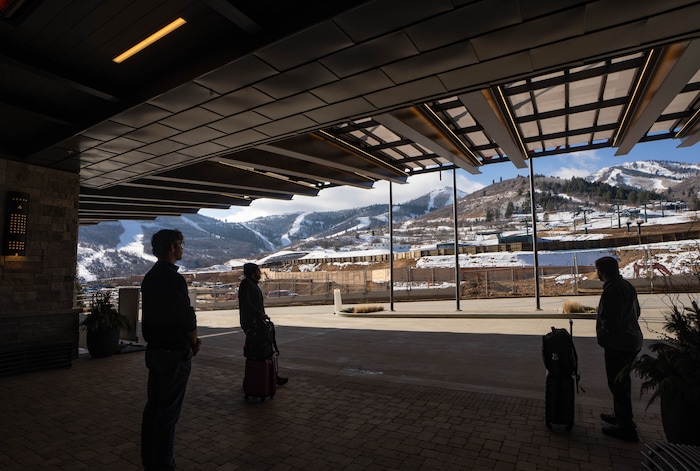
[86,327,120,358]
[661,390,700,445]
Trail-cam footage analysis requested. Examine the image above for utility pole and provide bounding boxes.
[452,169,461,311]
[528,157,541,310]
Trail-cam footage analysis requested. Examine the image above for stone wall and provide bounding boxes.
[0,160,81,368]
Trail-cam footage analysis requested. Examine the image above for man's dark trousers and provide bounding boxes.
[141,348,192,470]
[604,348,639,428]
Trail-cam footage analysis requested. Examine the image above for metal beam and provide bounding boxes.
[677,108,700,148]
[216,148,377,189]
[123,181,295,200]
[79,185,251,206]
[615,40,700,155]
[458,89,528,169]
[259,136,408,184]
[373,113,481,175]
[151,161,320,196]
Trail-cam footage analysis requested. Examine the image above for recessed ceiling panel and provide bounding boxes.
[170,126,226,146]
[96,137,145,154]
[334,1,452,44]
[381,42,480,85]
[320,31,419,78]
[209,111,270,133]
[254,62,339,99]
[194,55,279,95]
[255,114,318,136]
[254,93,326,120]
[254,21,354,71]
[138,139,187,155]
[214,129,269,148]
[471,8,586,62]
[304,97,375,124]
[405,0,521,52]
[124,123,180,143]
[55,135,103,153]
[81,121,135,141]
[176,142,227,158]
[79,149,116,166]
[110,104,172,128]
[365,76,446,109]
[111,150,154,165]
[149,82,220,113]
[202,88,275,116]
[146,152,194,167]
[311,69,395,103]
[159,108,222,131]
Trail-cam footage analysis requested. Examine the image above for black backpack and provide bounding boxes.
[542,324,582,391]
[244,319,279,360]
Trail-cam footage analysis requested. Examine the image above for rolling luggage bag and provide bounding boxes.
[243,355,277,401]
[542,319,582,431]
[545,374,575,431]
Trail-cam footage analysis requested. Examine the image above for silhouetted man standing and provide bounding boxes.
[595,256,642,442]
[141,229,201,470]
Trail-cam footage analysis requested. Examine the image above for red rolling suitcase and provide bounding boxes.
[243,355,277,401]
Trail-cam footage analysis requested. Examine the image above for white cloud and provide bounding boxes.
[200,172,486,222]
[551,166,594,179]
[536,150,604,179]
[199,142,691,223]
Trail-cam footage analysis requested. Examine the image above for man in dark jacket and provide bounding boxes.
[141,229,201,470]
[595,256,643,442]
[239,262,287,385]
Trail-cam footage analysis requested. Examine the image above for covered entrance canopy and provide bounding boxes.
[1,1,699,224]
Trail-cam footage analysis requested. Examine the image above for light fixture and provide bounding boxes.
[112,17,187,64]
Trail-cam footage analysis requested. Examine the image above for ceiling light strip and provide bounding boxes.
[494,85,529,158]
[418,104,482,167]
[674,107,700,138]
[315,129,405,174]
[113,18,187,63]
[217,160,318,189]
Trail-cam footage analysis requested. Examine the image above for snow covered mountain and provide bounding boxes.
[587,160,700,193]
[78,161,700,282]
[77,187,463,281]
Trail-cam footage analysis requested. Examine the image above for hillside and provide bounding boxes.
[77,160,700,281]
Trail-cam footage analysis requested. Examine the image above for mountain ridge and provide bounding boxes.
[78,161,700,281]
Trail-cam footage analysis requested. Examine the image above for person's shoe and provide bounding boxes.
[600,413,617,425]
[276,376,288,386]
[602,425,639,442]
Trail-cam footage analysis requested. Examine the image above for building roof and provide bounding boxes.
[1,0,699,224]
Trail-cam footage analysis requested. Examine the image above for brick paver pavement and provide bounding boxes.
[0,297,669,470]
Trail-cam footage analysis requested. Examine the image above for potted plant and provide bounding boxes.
[80,292,131,358]
[629,296,700,445]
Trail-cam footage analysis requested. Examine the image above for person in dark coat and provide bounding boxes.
[595,256,643,442]
[239,262,288,385]
[141,229,201,470]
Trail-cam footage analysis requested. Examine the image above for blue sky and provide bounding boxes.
[199,139,699,222]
